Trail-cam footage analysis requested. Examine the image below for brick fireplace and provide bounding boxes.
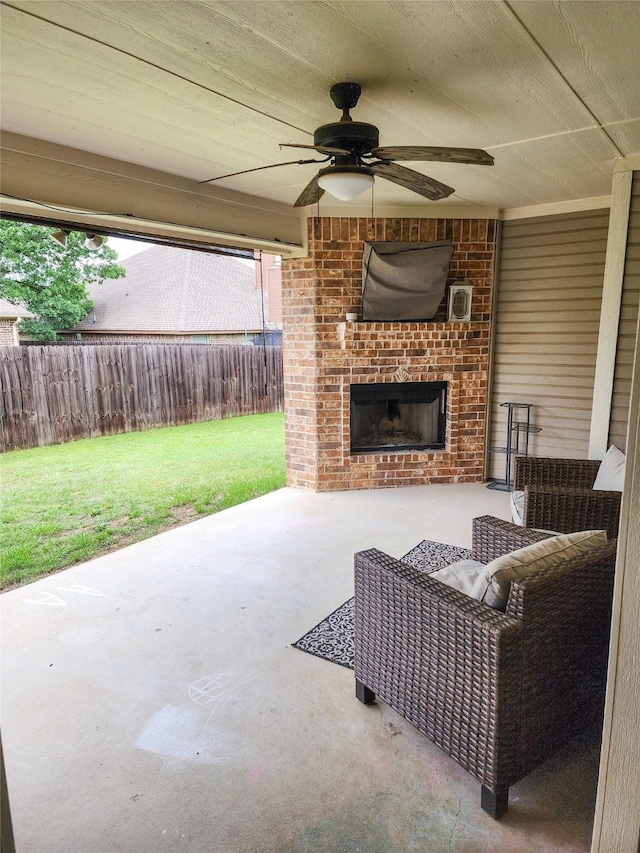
[282,217,497,491]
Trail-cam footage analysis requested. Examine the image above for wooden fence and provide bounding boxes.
[0,344,284,451]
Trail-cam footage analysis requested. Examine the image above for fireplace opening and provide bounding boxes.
[350,381,447,454]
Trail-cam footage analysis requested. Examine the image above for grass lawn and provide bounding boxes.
[1,412,285,589]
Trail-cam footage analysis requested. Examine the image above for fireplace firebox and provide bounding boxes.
[350,382,447,454]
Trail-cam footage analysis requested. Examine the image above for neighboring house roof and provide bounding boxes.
[0,298,35,319]
[72,245,266,333]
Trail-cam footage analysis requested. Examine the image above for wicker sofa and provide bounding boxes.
[513,455,622,539]
[354,515,617,818]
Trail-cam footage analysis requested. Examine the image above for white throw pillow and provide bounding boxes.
[510,490,525,525]
[593,445,626,491]
[471,529,608,611]
[430,560,486,597]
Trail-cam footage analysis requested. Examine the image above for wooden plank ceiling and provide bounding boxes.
[1,0,639,212]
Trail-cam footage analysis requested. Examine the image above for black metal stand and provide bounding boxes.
[487,402,541,492]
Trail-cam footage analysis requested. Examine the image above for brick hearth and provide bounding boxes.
[282,217,497,491]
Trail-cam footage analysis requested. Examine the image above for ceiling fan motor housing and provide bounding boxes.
[330,82,362,112]
[314,121,379,158]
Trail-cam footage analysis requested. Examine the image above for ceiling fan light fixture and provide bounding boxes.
[317,165,374,201]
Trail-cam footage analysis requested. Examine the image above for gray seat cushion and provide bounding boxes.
[429,559,486,596]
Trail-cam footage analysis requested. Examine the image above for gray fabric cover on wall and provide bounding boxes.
[362,240,455,321]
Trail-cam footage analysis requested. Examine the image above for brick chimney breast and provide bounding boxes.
[282,217,497,491]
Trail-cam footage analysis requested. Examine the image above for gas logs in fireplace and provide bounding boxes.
[350,382,447,454]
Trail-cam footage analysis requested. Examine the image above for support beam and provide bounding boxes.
[591,308,640,852]
[0,132,305,256]
[502,196,611,220]
[588,168,632,459]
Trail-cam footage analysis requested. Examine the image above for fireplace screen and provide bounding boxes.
[350,382,447,454]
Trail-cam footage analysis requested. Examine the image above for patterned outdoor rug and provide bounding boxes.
[292,539,471,669]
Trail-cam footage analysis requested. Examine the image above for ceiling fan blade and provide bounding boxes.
[370,162,455,201]
[198,158,323,185]
[371,146,494,166]
[280,143,352,156]
[294,174,325,207]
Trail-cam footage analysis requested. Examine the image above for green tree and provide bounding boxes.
[0,221,125,341]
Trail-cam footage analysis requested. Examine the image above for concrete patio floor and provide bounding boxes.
[2,484,600,853]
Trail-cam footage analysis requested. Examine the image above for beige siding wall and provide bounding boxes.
[609,175,640,452]
[489,209,610,479]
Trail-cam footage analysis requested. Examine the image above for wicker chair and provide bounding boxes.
[513,455,621,539]
[354,515,617,818]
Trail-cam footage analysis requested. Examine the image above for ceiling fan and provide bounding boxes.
[200,82,494,207]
